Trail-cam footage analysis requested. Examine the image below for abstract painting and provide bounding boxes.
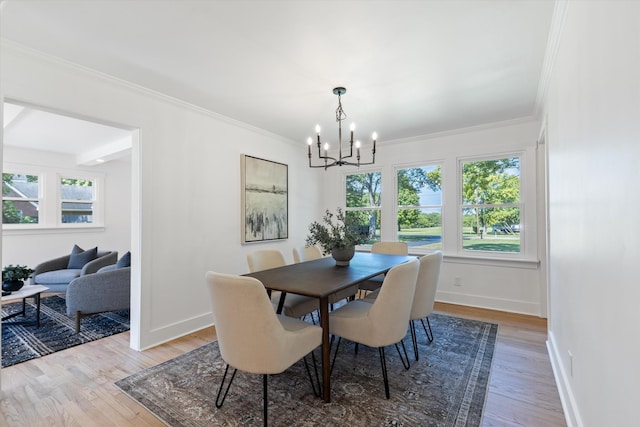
[241,154,288,243]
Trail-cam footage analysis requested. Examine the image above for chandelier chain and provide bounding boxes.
[335,93,347,123]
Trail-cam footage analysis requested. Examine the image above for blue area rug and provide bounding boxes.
[116,313,497,426]
[2,295,129,368]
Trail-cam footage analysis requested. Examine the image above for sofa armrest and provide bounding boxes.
[31,255,71,284]
[81,251,118,275]
[66,267,130,316]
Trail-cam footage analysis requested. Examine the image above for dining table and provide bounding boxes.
[243,251,414,403]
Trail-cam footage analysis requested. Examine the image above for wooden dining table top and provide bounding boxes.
[243,252,415,297]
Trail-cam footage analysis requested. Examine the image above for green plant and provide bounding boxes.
[2,264,34,282]
[306,208,365,254]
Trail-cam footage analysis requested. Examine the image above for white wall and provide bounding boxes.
[322,120,546,316]
[1,43,324,350]
[544,2,640,426]
[2,146,132,267]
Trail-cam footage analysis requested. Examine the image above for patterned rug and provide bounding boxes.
[116,313,497,426]
[1,295,130,368]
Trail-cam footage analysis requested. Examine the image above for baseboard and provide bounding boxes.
[435,290,542,316]
[546,330,583,427]
[138,312,214,351]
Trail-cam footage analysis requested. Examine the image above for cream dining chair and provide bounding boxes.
[365,251,443,361]
[247,249,319,319]
[329,258,419,399]
[205,271,322,426]
[292,245,323,263]
[358,241,409,294]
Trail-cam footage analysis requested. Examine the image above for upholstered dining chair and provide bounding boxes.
[292,245,358,305]
[358,241,409,294]
[329,258,419,399]
[365,251,443,361]
[292,245,323,263]
[205,272,322,427]
[247,249,319,319]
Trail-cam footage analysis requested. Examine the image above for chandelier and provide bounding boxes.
[307,87,377,169]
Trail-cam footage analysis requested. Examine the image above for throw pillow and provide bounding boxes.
[116,251,131,268]
[68,246,98,269]
[71,244,84,255]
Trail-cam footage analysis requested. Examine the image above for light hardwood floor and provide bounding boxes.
[0,302,566,426]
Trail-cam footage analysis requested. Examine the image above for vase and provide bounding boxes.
[2,279,24,292]
[331,246,355,266]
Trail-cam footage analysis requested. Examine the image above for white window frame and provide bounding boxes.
[457,151,529,260]
[2,163,105,231]
[2,170,43,227]
[343,167,383,249]
[57,173,103,227]
[394,161,444,254]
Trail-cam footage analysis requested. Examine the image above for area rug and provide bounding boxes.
[2,295,130,368]
[116,313,497,426]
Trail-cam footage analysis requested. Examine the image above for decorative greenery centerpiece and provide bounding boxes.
[306,208,364,265]
[2,264,34,292]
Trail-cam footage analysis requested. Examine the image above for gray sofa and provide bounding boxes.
[31,250,117,293]
[66,265,131,333]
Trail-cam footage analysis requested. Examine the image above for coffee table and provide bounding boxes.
[1,284,49,327]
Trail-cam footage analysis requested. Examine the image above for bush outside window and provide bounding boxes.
[345,171,381,244]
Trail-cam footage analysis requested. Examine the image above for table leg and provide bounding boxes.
[319,296,331,402]
[35,293,41,327]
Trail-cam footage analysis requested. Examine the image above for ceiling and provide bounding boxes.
[1,0,556,155]
[3,101,133,164]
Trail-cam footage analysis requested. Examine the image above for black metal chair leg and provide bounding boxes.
[355,342,359,355]
[420,317,434,343]
[410,320,419,361]
[378,347,390,399]
[394,340,411,370]
[215,364,238,408]
[330,336,343,376]
[263,374,268,427]
[303,350,321,397]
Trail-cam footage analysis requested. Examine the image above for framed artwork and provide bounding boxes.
[241,154,288,244]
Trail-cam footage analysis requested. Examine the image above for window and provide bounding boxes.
[396,165,442,250]
[2,173,40,224]
[2,165,103,230]
[345,171,381,244]
[60,177,94,224]
[461,156,521,253]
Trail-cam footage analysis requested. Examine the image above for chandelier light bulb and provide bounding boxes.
[355,140,361,148]
[307,137,312,145]
[372,132,378,141]
[350,123,355,131]
[324,142,330,151]
[315,124,321,134]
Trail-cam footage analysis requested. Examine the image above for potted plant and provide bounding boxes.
[306,208,365,266]
[2,264,34,292]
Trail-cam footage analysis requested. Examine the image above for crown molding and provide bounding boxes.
[534,0,570,118]
[0,39,300,147]
[382,116,539,146]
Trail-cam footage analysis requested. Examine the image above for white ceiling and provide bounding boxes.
[3,101,133,164]
[0,0,555,154]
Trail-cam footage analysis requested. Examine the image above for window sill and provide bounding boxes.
[357,247,539,269]
[2,226,106,236]
[439,253,539,269]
